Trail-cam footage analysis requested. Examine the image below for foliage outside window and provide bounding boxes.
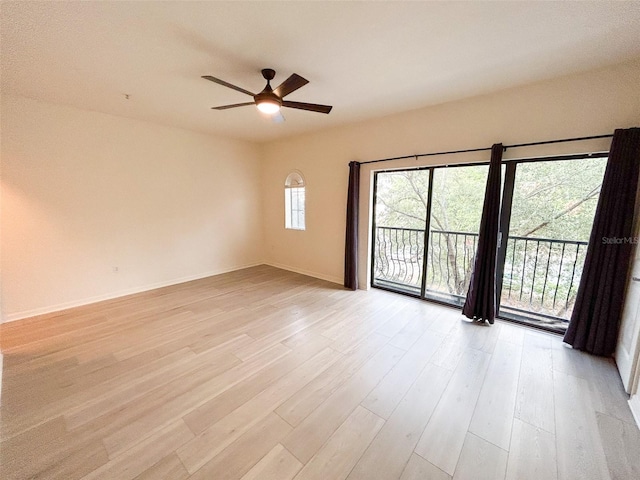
[371,156,607,330]
[285,172,305,230]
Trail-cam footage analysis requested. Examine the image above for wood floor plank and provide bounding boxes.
[177,347,341,473]
[2,347,198,439]
[596,412,640,480]
[186,311,268,354]
[133,453,189,480]
[72,310,195,363]
[553,370,611,480]
[3,417,114,480]
[319,300,392,341]
[551,340,593,379]
[429,319,478,371]
[293,406,384,480]
[29,440,109,480]
[280,328,333,351]
[153,318,255,357]
[400,454,452,480]
[186,413,292,480]
[360,330,444,419]
[348,363,452,480]
[1,266,637,480]
[102,343,291,458]
[452,432,508,480]
[233,310,334,360]
[0,416,109,480]
[427,314,458,335]
[275,333,389,427]
[505,418,557,480]
[110,312,222,361]
[60,352,243,448]
[388,316,430,351]
[81,420,193,480]
[587,356,637,426]
[65,346,241,430]
[183,335,332,435]
[497,323,525,346]
[374,306,411,338]
[469,339,522,450]
[64,349,163,392]
[414,348,492,475]
[239,444,302,480]
[281,344,404,464]
[1,417,68,479]
[467,321,502,354]
[329,317,395,354]
[514,332,555,433]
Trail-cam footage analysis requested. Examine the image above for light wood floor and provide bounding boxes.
[1,265,639,480]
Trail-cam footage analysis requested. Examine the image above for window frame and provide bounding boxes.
[370,151,609,334]
[285,171,306,231]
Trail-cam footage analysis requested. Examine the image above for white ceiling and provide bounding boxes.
[3,1,640,143]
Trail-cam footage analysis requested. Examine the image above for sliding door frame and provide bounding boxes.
[369,151,608,333]
[419,170,434,298]
[495,162,516,314]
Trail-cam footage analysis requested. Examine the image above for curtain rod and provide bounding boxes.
[357,133,614,166]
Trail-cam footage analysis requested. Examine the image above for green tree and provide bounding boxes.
[373,157,607,316]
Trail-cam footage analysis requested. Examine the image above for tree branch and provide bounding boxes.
[521,186,601,237]
[378,196,426,224]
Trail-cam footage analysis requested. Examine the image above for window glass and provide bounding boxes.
[285,172,305,230]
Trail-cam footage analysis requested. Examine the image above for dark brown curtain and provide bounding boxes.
[462,143,503,324]
[344,161,360,290]
[564,128,640,356]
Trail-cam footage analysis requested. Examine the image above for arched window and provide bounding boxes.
[285,171,305,230]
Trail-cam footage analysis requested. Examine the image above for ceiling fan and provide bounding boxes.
[202,69,333,119]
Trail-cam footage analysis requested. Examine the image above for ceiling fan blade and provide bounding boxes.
[211,102,255,110]
[202,75,255,97]
[273,74,309,98]
[282,100,333,114]
[259,110,286,123]
[272,111,286,124]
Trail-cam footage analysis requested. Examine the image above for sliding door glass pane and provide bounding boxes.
[372,170,430,294]
[500,158,607,329]
[425,165,489,304]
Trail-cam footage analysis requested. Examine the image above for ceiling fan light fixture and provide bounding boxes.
[204,68,332,116]
[256,100,281,114]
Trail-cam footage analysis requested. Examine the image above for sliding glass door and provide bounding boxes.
[497,157,607,331]
[372,169,430,295]
[424,165,489,305]
[371,154,607,333]
[371,164,488,302]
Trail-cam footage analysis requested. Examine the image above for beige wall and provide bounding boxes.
[1,95,263,321]
[2,59,640,323]
[261,59,640,288]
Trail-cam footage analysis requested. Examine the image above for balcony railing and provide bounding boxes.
[373,226,587,323]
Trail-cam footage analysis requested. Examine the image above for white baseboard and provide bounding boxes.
[630,395,640,429]
[264,262,342,285]
[2,262,263,324]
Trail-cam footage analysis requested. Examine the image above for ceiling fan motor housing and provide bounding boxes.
[254,90,282,106]
[261,68,276,81]
[255,69,282,106]
[204,68,331,114]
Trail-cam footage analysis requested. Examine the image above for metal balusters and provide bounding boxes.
[373,227,424,292]
[566,243,581,311]
[553,243,567,310]
[529,240,541,305]
[373,226,589,322]
[540,241,553,309]
[508,237,516,298]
